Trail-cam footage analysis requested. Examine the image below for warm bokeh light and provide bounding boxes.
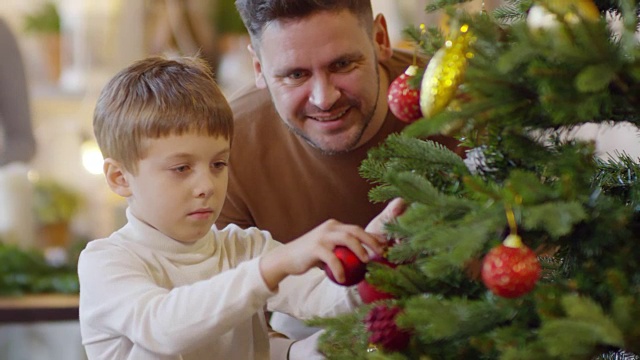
[81,140,104,175]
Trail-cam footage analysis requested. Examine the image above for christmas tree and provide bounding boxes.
[311,0,640,359]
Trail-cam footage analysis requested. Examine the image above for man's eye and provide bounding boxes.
[332,60,354,72]
[287,70,308,80]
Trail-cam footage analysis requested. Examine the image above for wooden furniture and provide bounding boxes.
[0,294,79,323]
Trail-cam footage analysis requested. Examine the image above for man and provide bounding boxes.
[216,1,461,358]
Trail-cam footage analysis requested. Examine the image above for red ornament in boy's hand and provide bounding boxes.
[325,246,367,286]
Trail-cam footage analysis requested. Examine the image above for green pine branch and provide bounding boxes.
[319,1,640,358]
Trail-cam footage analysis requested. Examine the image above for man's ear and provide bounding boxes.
[248,44,267,89]
[103,158,132,198]
[373,14,393,62]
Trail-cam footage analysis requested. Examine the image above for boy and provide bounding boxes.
[78,56,401,359]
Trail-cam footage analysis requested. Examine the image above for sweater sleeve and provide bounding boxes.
[266,266,362,320]
[78,240,275,356]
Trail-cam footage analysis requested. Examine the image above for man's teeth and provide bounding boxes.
[311,109,348,121]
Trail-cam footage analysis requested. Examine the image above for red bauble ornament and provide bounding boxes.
[364,304,411,352]
[325,246,367,286]
[357,254,397,304]
[481,234,541,298]
[387,65,423,123]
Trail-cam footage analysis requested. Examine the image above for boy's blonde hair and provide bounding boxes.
[93,56,233,174]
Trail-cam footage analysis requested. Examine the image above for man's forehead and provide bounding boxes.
[256,9,368,45]
[257,12,369,54]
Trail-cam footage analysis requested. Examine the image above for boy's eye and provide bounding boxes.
[174,165,190,173]
[212,161,228,170]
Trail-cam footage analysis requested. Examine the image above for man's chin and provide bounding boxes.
[288,122,367,154]
[307,136,363,155]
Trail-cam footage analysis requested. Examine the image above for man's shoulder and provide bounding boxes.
[228,83,276,121]
[227,83,291,152]
[383,49,428,79]
[390,48,415,63]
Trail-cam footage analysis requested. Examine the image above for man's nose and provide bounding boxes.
[308,75,340,111]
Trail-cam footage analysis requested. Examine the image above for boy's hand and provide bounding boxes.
[259,198,407,291]
[365,198,407,235]
[260,220,386,290]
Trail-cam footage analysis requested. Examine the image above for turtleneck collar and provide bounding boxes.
[117,207,215,260]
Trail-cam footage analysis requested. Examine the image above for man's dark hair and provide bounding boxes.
[235,0,373,43]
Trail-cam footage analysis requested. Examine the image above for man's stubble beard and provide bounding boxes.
[267,66,381,156]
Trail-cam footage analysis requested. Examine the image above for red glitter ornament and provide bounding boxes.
[387,65,423,123]
[325,246,367,286]
[481,234,541,298]
[364,304,411,352]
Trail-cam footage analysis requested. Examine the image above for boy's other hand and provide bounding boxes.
[365,198,407,235]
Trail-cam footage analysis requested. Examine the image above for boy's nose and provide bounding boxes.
[309,76,340,111]
[196,189,213,198]
[194,175,215,198]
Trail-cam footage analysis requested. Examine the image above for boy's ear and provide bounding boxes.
[373,14,393,62]
[103,158,132,198]
[248,44,267,89]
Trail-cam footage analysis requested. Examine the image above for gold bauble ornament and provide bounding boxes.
[543,0,599,23]
[527,0,599,30]
[420,24,474,119]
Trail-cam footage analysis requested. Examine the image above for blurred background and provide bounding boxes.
[0,0,637,359]
[0,0,504,259]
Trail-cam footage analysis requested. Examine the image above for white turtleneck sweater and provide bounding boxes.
[78,209,359,360]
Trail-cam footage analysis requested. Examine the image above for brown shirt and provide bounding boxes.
[217,50,459,243]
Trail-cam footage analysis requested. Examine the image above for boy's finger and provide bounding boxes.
[339,235,370,263]
[360,233,387,256]
[322,257,345,284]
[365,198,406,234]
